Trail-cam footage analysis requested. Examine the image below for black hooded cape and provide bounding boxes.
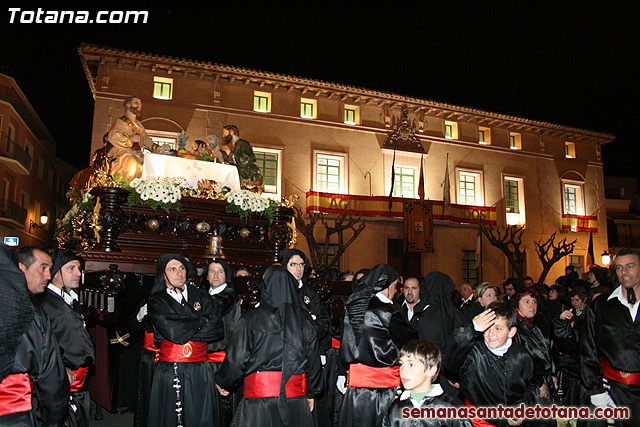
[147,254,224,427]
[0,245,68,426]
[216,265,322,427]
[339,264,418,427]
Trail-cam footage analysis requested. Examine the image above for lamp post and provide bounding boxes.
[29,212,49,230]
[601,250,611,266]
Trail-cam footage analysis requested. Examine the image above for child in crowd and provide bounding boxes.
[445,301,538,427]
[383,339,472,426]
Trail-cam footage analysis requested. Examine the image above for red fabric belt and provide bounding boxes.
[0,373,32,416]
[348,363,400,388]
[70,366,89,392]
[464,400,497,427]
[160,341,207,363]
[143,332,159,352]
[243,371,307,399]
[207,351,226,363]
[601,359,640,386]
[331,337,340,349]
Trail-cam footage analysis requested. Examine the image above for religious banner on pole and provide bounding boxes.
[404,199,434,253]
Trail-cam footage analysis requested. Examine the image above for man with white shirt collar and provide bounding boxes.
[205,258,241,427]
[37,249,94,427]
[339,264,418,427]
[398,277,421,323]
[147,253,223,426]
[581,248,640,427]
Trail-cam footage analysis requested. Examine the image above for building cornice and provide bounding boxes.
[78,43,615,145]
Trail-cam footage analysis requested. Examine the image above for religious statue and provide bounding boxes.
[206,133,224,163]
[220,125,263,193]
[104,97,168,180]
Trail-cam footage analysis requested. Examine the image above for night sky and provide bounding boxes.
[2,3,638,177]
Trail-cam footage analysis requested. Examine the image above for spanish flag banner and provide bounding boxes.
[561,214,598,232]
[306,191,497,225]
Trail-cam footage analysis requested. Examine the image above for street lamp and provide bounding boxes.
[29,212,49,230]
[601,250,611,266]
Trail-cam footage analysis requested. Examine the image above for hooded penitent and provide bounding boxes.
[280,249,311,282]
[421,271,464,348]
[151,253,189,295]
[345,263,398,344]
[261,265,307,425]
[205,258,233,286]
[0,245,35,382]
[50,249,82,283]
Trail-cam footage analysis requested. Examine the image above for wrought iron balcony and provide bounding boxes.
[0,132,32,175]
[0,200,28,228]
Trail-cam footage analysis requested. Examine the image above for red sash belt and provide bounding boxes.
[331,337,341,349]
[464,400,497,427]
[601,359,640,386]
[0,373,32,416]
[207,351,226,363]
[348,363,400,388]
[70,366,89,392]
[159,341,207,363]
[143,332,159,352]
[143,332,160,363]
[243,371,307,398]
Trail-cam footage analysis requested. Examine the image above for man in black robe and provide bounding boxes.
[130,298,159,427]
[581,248,640,427]
[216,265,323,426]
[0,245,68,426]
[339,264,418,427]
[37,250,95,427]
[147,254,223,427]
[205,258,242,427]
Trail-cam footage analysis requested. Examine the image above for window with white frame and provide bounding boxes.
[253,91,271,113]
[563,181,584,215]
[253,147,282,199]
[19,190,29,211]
[565,141,576,158]
[300,98,317,119]
[456,169,484,206]
[344,105,359,125]
[509,132,522,150]
[478,126,491,145]
[445,121,458,139]
[153,77,173,100]
[314,151,348,194]
[393,166,416,198]
[504,176,525,225]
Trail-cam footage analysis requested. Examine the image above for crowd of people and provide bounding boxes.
[1,244,638,427]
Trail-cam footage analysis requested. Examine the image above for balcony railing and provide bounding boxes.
[0,200,28,227]
[0,132,32,174]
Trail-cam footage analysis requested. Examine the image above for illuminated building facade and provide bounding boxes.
[79,44,615,285]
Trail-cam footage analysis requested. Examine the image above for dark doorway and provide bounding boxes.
[387,239,421,279]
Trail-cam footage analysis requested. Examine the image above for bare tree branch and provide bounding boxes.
[481,224,527,280]
[293,206,367,271]
[534,232,576,285]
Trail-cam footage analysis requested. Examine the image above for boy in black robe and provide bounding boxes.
[445,301,537,427]
[147,254,223,427]
[215,265,323,426]
[339,264,418,427]
[383,339,472,426]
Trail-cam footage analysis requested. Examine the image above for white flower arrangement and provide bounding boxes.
[125,177,182,212]
[225,189,276,222]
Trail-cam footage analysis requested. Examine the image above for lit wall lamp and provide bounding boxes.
[29,212,49,230]
[601,250,611,266]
